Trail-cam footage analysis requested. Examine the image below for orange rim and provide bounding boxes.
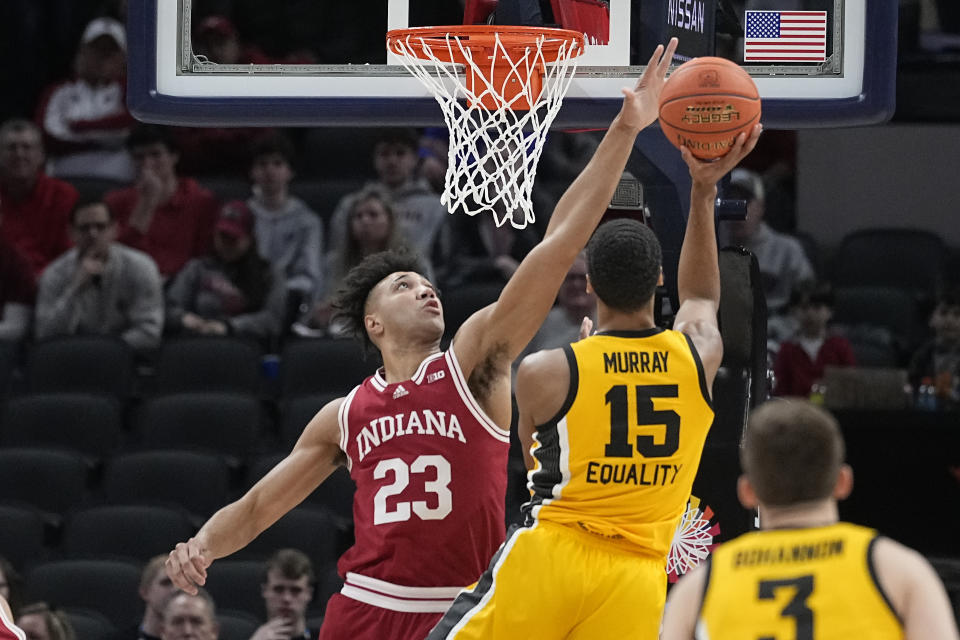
[386,25,586,64]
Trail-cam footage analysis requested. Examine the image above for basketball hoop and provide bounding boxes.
[387,26,585,228]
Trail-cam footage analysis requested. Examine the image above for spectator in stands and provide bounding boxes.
[294,187,413,337]
[0,555,23,618]
[417,128,448,195]
[193,15,317,66]
[166,200,286,344]
[35,198,163,351]
[720,168,814,313]
[250,550,318,640]
[328,128,446,258]
[0,208,36,343]
[15,603,75,640]
[0,119,77,275]
[908,285,960,408]
[517,253,595,362]
[109,556,176,640]
[773,281,856,397]
[160,591,218,640]
[433,202,538,289]
[246,133,324,323]
[105,125,219,280]
[35,17,135,182]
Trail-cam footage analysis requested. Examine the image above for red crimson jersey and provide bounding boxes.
[337,349,510,612]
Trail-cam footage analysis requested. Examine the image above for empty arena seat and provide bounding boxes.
[831,228,947,296]
[833,286,921,347]
[246,454,355,525]
[280,339,375,397]
[0,505,47,570]
[152,336,263,395]
[25,336,134,396]
[102,451,231,521]
[134,392,263,464]
[26,559,143,628]
[279,392,340,449]
[234,507,340,567]
[0,448,88,524]
[62,505,195,562]
[0,393,122,462]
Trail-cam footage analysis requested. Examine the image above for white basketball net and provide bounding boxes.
[389,32,583,228]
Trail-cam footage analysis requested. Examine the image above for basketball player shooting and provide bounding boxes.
[425,119,762,640]
[166,38,679,640]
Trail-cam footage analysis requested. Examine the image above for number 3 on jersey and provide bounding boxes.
[373,455,452,525]
[757,575,814,640]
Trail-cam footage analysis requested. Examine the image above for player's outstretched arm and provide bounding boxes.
[660,563,708,640]
[672,125,762,390]
[873,537,960,640]
[166,399,346,594]
[453,39,679,373]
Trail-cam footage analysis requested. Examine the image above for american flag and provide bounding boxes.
[744,11,827,63]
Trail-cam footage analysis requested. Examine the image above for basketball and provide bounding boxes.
[658,57,761,160]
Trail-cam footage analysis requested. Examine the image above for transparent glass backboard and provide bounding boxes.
[127,0,896,129]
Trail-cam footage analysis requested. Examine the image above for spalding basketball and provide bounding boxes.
[658,57,761,160]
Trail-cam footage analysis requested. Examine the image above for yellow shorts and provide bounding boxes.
[427,520,667,640]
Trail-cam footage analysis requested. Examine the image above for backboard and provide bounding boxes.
[127,0,896,129]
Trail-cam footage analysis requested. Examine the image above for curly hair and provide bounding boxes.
[585,218,662,312]
[331,249,427,350]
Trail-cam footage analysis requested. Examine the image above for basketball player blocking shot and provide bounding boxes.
[166,38,679,640]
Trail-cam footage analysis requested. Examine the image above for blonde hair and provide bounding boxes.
[17,603,76,640]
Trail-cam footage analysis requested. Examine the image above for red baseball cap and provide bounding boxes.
[215,201,254,239]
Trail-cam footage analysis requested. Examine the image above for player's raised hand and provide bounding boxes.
[618,37,679,131]
[166,537,212,594]
[682,123,763,188]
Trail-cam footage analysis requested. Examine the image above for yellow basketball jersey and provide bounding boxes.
[698,523,902,640]
[525,328,715,558]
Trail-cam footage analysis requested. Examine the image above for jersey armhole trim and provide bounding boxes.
[445,349,511,442]
[540,344,579,428]
[683,333,715,411]
[866,535,904,625]
[338,386,361,471]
